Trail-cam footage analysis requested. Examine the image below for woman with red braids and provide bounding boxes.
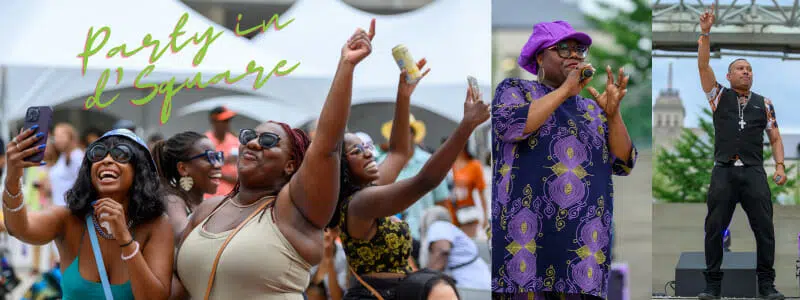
[169,20,377,300]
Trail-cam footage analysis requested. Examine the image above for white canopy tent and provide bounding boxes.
[252,0,492,124]
[0,0,332,142]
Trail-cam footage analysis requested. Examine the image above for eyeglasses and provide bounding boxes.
[348,142,375,156]
[184,150,224,166]
[547,42,589,59]
[87,144,134,164]
[239,129,281,149]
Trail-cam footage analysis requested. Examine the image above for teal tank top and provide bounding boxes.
[60,257,134,300]
[61,227,134,300]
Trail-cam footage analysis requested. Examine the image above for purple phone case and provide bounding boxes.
[22,106,53,163]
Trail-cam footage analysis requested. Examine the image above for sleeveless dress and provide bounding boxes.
[176,197,311,299]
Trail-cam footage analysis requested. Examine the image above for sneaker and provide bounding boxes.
[758,285,784,300]
[698,271,722,300]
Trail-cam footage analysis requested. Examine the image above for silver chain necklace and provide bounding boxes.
[737,91,752,130]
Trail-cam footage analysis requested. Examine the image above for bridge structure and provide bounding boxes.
[653,0,800,59]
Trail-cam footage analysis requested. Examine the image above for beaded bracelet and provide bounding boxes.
[121,241,140,261]
[3,201,24,213]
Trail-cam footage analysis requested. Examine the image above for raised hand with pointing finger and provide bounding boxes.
[342,19,376,66]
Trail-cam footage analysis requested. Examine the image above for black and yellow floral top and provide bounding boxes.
[339,199,413,275]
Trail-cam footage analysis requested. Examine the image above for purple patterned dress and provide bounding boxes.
[490,78,637,299]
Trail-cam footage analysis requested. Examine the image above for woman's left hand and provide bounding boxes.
[93,198,133,244]
[587,65,629,119]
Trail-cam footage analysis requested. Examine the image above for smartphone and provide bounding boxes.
[22,106,53,163]
[467,76,480,100]
[775,175,782,184]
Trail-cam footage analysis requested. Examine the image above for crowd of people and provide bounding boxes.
[0,19,492,300]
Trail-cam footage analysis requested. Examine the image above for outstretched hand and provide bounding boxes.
[342,19,376,66]
[398,58,431,98]
[587,65,629,119]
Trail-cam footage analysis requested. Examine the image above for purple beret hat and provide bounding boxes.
[518,20,592,74]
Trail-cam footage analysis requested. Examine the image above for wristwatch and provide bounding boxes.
[699,32,710,37]
[776,162,785,168]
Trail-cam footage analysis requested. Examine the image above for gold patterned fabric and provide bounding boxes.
[339,199,414,275]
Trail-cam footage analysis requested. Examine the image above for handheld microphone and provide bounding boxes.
[580,66,594,81]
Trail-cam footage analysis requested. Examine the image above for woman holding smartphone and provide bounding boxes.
[327,78,489,299]
[3,128,174,300]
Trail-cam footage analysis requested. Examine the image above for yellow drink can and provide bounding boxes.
[392,44,421,83]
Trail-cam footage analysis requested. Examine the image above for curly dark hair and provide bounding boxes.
[326,136,365,229]
[150,131,205,199]
[65,136,164,228]
[224,121,311,221]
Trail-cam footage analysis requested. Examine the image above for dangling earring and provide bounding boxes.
[179,176,194,191]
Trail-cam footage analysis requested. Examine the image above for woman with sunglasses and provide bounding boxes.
[3,128,174,300]
[327,80,489,299]
[491,21,636,300]
[150,132,224,242]
[172,20,376,300]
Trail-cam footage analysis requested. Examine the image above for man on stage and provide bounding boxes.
[696,4,786,300]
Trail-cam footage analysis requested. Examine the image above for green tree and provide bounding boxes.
[654,107,796,203]
[583,0,652,148]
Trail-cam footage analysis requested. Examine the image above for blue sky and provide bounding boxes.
[652,56,800,133]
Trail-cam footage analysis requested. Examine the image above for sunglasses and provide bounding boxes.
[184,150,224,166]
[239,129,281,149]
[348,142,375,156]
[547,42,589,59]
[87,144,134,164]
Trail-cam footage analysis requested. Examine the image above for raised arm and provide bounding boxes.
[349,87,489,220]
[698,4,717,93]
[2,127,70,245]
[287,20,376,229]
[375,61,431,185]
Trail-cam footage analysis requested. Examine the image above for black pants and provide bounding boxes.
[705,165,775,282]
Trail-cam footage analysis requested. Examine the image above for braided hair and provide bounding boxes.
[326,133,366,229]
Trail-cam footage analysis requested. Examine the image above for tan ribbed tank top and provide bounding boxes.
[177,198,311,299]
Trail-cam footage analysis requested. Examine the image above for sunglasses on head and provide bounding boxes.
[547,42,589,59]
[87,144,134,164]
[348,142,375,155]
[239,129,281,149]
[184,150,224,166]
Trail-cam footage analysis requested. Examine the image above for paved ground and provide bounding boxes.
[612,149,654,300]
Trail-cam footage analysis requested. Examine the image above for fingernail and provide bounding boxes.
[35,132,44,138]
[37,144,45,150]
[31,125,39,130]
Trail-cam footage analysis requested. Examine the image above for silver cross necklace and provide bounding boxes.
[737,91,752,130]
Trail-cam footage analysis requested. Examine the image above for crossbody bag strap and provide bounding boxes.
[448,253,480,271]
[348,265,385,300]
[85,215,114,300]
[203,198,273,300]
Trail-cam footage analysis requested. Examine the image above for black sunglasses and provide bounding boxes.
[87,144,134,164]
[239,129,281,149]
[547,42,589,59]
[184,150,224,166]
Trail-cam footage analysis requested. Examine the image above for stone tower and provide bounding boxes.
[653,62,686,149]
